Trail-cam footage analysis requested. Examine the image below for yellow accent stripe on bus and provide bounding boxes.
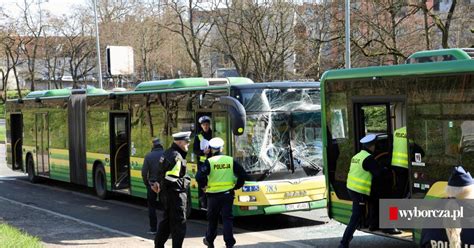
[330,191,352,205]
[49,148,69,155]
[86,152,109,160]
[23,145,35,151]
[49,158,69,167]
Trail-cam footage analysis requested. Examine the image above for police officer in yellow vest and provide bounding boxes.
[391,126,409,198]
[391,126,424,198]
[339,134,382,248]
[152,131,191,248]
[196,137,247,248]
[420,166,474,248]
[193,115,213,208]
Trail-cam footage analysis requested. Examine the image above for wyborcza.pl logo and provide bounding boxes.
[380,199,474,228]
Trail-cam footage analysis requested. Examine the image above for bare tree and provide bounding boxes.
[411,0,458,49]
[210,0,252,77]
[60,9,96,88]
[350,0,421,65]
[1,34,24,100]
[18,0,47,91]
[132,2,164,81]
[235,1,296,81]
[162,0,216,77]
[94,0,136,23]
[294,1,341,79]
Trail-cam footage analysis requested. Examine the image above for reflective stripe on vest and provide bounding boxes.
[347,150,372,196]
[198,134,207,162]
[207,155,235,193]
[391,127,408,169]
[165,159,181,182]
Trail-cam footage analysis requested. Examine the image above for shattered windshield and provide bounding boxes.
[233,88,323,181]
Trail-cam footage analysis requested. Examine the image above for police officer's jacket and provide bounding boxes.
[461,228,474,247]
[193,130,213,163]
[157,143,190,192]
[420,228,449,248]
[142,145,164,185]
[347,148,383,196]
[195,152,247,195]
[420,228,474,247]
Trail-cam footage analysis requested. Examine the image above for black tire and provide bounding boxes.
[27,156,39,183]
[94,165,109,199]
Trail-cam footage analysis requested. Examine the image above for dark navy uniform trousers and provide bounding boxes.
[206,191,236,247]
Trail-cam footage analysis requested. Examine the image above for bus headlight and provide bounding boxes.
[238,195,257,202]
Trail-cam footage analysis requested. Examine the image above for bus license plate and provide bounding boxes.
[285,202,309,211]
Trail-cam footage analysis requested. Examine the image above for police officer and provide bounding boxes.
[196,137,247,248]
[339,134,383,248]
[391,126,424,198]
[420,166,474,248]
[194,116,213,208]
[391,126,410,198]
[152,131,191,248]
[142,137,164,235]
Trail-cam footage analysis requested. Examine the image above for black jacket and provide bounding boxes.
[360,148,391,197]
[142,145,164,185]
[157,143,190,192]
[420,228,449,248]
[195,152,248,194]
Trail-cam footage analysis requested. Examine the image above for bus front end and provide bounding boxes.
[230,83,326,216]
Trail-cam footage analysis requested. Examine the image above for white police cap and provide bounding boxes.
[209,137,224,149]
[198,116,211,124]
[172,131,191,141]
[360,134,377,144]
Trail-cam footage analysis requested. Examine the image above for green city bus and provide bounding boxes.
[321,48,474,243]
[6,77,326,216]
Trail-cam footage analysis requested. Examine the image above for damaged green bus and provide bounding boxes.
[6,78,325,216]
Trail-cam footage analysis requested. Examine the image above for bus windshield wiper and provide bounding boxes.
[288,127,295,174]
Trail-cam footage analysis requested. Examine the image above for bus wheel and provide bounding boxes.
[94,165,109,199]
[27,156,39,183]
[186,187,192,219]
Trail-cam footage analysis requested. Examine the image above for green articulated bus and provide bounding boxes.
[322,48,474,243]
[6,77,326,216]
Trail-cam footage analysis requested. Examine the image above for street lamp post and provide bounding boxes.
[93,0,103,89]
[345,0,351,69]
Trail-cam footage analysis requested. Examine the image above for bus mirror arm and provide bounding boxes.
[219,96,246,136]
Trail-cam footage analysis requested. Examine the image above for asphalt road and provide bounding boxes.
[0,144,416,248]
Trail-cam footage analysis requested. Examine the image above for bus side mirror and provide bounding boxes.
[219,96,246,136]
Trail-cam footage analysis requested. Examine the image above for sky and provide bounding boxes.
[1,0,87,22]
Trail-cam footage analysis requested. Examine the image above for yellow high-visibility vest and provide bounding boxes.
[207,155,236,193]
[165,159,181,182]
[198,134,207,162]
[347,150,372,196]
[391,127,408,169]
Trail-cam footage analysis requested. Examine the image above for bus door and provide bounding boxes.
[109,113,130,191]
[35,113,50,176]
[10,113,23,170]
[195,111,228,153]
[352,98,406,189]
[212,112,229,153]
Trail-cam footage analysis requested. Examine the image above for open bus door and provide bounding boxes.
[35,113,50,177]
[109,113,131,192]
[351,97,410,238]
[352,97,406,167]
[9,113,23,171]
